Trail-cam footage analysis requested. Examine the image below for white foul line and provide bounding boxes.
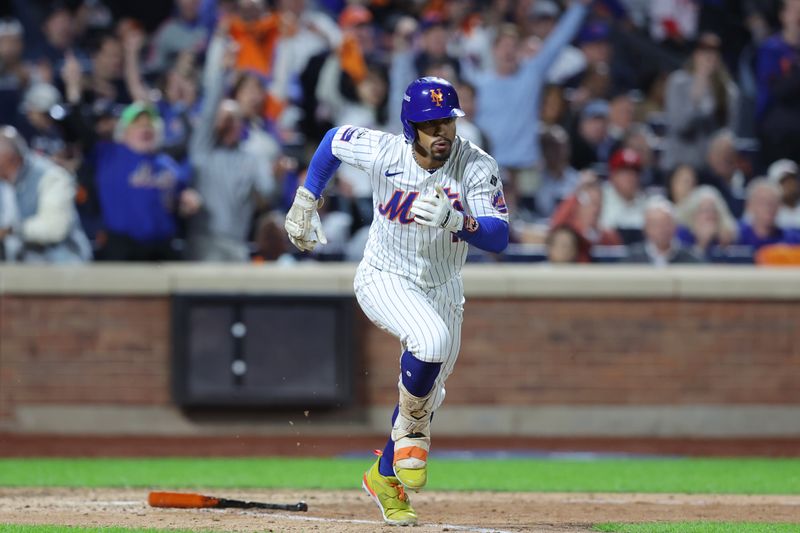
[237,508,520,533]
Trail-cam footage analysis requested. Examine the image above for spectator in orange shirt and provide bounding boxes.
[228,0,281,77]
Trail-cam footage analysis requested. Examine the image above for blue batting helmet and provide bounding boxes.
[401,77,464,144]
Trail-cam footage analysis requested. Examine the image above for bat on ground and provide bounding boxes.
[147,491,308,512]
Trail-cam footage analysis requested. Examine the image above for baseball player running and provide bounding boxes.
[285,77,509,525]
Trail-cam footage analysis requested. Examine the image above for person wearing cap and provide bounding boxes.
[0,125,91,263]
[68,99,201,261]
[315,17,390,224]
[564,20,612,100]
[736,178,800,251]
[186,25,274,261]
[768,159,800,229]
[661,32,739,173]
[528,0,587,84]
[621,123,659,187]
[600,148,648,233]
[577,20,612,61]
[461,0,590,196]
[563,19,637,101]
[649,0,699,48]
[570,99,612,171]
[314,6,386,132]
[300,4,377,143]
[16,83,67,159]
[338,4,378,67]
[122,22,201,166]
[624,197,703,266]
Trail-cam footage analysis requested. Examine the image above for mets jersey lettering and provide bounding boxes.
[379,190,419,224]
[442,187,464,212]
[331,125,507,287]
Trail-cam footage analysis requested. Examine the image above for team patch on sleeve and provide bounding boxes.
[340,127,362,143]
[491,189,508,214]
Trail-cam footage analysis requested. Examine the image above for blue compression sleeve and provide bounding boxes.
[304,127,341,198]
[455,216,509,254]
[400,351,441,397]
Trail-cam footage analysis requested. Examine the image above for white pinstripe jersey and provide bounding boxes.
[331,125,508,288]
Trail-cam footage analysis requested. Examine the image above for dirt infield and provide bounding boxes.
[1,488,799,533]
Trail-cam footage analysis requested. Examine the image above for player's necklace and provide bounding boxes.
[412,148,442,173]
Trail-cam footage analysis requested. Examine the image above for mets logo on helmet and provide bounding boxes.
[430,89,444,107]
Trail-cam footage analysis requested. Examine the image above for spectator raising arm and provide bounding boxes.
[521,0,591,84]
[189,25,230,166]
[61,51,84,108]
[122,27,150,104]
[185,19,275,262]
[388,17,419,133]
[61,51,102,154]
[472,0,589,171]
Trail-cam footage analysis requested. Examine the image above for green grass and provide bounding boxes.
[594,523,800,533]
[0,528,212,533]
[0,458,798,494]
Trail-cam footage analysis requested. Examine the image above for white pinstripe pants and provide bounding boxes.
[354,263,464,411]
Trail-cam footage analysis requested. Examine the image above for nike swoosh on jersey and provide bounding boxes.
[384,170,403,177]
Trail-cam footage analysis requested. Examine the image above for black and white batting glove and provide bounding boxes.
[410,184,464,233]
[284,186,328,252]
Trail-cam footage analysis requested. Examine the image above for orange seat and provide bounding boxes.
[755,244,800,265]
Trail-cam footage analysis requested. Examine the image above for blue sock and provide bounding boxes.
[378,405,399,476]
[400,351,441,397]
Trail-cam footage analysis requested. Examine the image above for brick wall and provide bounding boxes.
[2,295,799,427]
[0,297,171,421]
[361,299,800,406]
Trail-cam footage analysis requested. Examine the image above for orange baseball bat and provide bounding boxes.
[148,491,308,512]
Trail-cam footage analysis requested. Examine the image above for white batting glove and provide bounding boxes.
[284,186,328,252]
[410,184,464,233]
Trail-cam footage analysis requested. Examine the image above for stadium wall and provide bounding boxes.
[1,265,798,437]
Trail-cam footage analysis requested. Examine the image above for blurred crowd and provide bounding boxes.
[0,0,799,265]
